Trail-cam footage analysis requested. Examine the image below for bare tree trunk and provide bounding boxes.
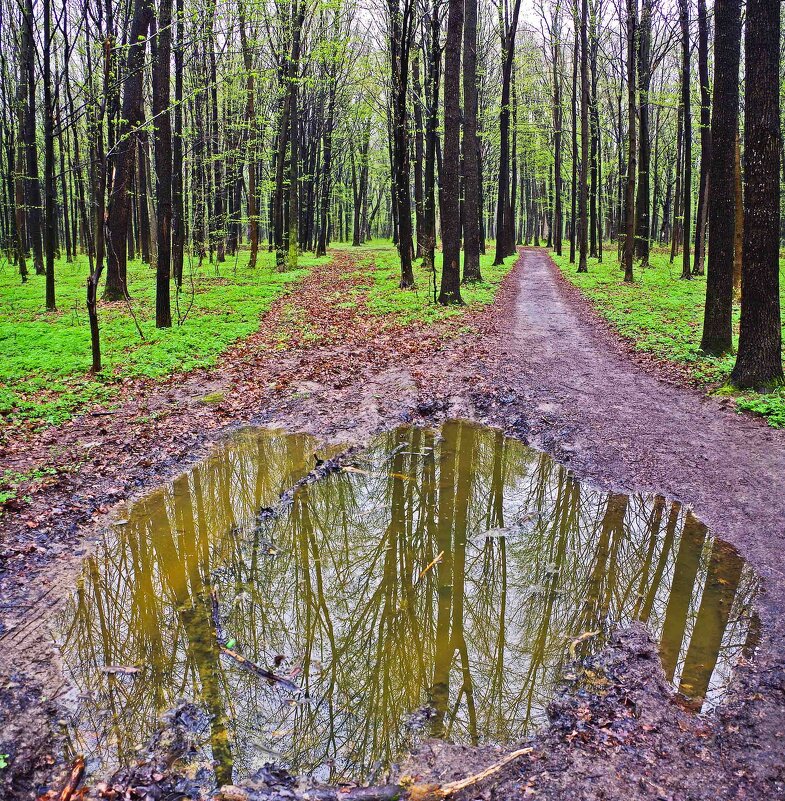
[152,0,172,328]
[105,0,153,299]
[462,0,481,280]
[700,0,740,354]
[438,0,463,304]
[622,0,636,282]
[732,0,783,387]
[692,0,711,275]
[577,0,589,272]
[679,0,692,279]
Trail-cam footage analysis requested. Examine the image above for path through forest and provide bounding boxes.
[2,248,785,799]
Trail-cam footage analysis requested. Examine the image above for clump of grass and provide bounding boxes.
[344,241,517,326]
[552,246,785,427]
[198,391,226,405]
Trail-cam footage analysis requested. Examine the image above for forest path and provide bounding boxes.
[495,248,785,624]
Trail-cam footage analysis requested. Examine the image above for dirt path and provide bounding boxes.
[2,247,785,799]
[484,249,785,619]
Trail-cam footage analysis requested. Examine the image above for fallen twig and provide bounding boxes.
[220,646,301,694]
[415,551,444,584]
[36,756,86,801]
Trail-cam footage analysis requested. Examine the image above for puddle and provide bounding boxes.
[54,422,759,786]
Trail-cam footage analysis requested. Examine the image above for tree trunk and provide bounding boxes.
[43,0,56,308]
[438,0,463,304]
[633,0,652,265]
[172,0,184,286]
[105,0,153,299]
[622,0,635,282]
[20,0,44,275]
[700,0,740,354]
[732,0,783,387]
[577,0,589,272]
[152,0,173,328]
[569,2,578,264]
[462,0,481,281]
[692,0,711,275]
[493,0,523,265]
[679,0,692,279]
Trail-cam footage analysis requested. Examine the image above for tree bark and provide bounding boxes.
[700,0,740,354]
[462,0,481,281]
[577,0,589,272]
[679,0,692,279]
[732,0,783,387]
[633,0,652,265]
[42,0,56,309]
[622,0,635,282]
[492,0,523,265]
[152,0,173,328]
[438,0,463,304]
[692,0,711,275]
[105,0,153,299]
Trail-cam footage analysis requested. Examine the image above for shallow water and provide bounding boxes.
[54,421,759,786]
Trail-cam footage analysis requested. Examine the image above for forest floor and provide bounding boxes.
[2,247,785,800]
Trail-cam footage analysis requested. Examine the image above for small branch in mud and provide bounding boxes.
[210,588,302,694]
[211,748,535,800]
[219,646,301,694]
[36,756,85,801]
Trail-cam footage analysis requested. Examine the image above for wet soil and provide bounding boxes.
[2,248,785,800]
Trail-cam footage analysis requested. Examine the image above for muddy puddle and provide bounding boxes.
[52,421,759,787]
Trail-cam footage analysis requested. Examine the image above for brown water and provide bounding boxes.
[54,422,759,786]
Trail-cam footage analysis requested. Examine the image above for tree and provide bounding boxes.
[438,0,463,304]
[492,0,523,265]
[633,0,652,267]
[104,0,154,300]
[152,0,173,328]
[462,0,482,281]
[678,0,691,280]
[692,0,710,275]
[731,0,783,387]
[387,0,416,286]
[42,0,56,309]
[700,0,740,355]
[576,0,588,273]
[621,0,635,283]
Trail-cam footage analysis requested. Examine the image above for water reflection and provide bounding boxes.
[55,422,758,785]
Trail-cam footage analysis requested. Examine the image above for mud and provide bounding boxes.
[2,248,785,800]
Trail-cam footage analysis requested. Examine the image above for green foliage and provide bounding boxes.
[346,241,517,326]
[0,250,321,428]
[552,247,785,427]
[0,754,8,770]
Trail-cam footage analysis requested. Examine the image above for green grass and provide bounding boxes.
[344,240,518,326]
[551,245,785,427]
[0,248,323,428]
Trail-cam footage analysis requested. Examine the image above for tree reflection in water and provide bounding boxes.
[55,422,759,786]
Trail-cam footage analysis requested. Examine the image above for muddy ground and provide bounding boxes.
[1,248,784,800]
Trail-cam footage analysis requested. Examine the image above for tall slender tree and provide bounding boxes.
[462,0,481,281]
[438,0,463,304]
[700,0,741,355]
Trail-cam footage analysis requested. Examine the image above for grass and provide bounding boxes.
[0,241,517,431]
[0,248,323,428]
[343,240,518,326]
[551,245,785,427]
